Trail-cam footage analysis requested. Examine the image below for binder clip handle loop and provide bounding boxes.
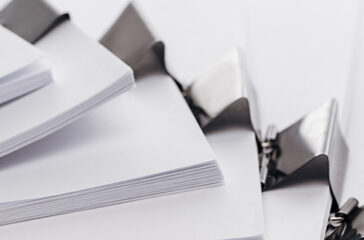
[325,198,359,240]
[259,125,280,190]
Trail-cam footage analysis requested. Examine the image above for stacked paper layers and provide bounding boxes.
[0,25,51,104]
[0,162,221,225]
[0,126,263,239]
[0,20,134,158]
[0,70,222,226]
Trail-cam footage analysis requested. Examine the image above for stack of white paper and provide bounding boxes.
[0,61,263,238]
[0,25,51,104]
[0,68,222,226]
[0,19,134,158]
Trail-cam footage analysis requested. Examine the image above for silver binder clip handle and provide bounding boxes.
[259,125,279,189]
[259,154,270,187]
[325,198,359,239]
[339,198,359,216]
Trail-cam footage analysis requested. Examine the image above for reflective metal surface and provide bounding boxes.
[352,207,364,239]
[187,49,260,131]
[0,0,69,43]
[274,99,348,205]
[100,3,165,78]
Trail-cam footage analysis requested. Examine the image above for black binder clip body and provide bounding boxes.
[325,198,364,240]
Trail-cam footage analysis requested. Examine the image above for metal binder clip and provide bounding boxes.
[0,0,69,43]
[265,100,347,206]
[186,48,259,131]
[325,198,364,240]
[100,3,166,78]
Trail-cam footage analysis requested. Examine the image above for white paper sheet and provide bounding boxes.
[263,182,332,240]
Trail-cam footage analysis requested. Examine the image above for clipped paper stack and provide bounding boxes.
[0,25,51,104]
[0,2,262,239]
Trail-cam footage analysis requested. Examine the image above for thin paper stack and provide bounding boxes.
[0,25,52,104]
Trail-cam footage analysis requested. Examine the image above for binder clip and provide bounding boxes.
[101,3,166,78]
[325,198,364,240]
[0,0,69,43]
[97,1,348,208]
[184,48,348,207]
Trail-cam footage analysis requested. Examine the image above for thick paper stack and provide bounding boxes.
[0,25,51,104]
